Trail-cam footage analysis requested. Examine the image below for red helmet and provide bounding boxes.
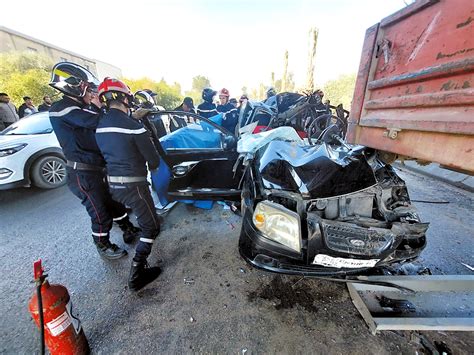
[98,78,133,107]
[219,88,230,97]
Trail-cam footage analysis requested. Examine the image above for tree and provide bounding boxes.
[323,73,357,109]
[0,52,55,107]
[122,76,182,109]
[306,27,319,92]
[282,50,289,92]
[184,75,212,105]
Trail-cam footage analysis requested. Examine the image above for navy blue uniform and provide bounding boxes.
[197,101,218,119]
[217,102,239,133]
[96,108,161,262]
[49,96,129,242]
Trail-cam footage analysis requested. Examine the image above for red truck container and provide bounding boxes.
[347,0,474,173]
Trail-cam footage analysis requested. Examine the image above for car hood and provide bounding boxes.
[0,134,55,149]
[255,140,377,199]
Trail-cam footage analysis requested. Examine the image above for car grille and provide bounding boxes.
[321,221,394,257]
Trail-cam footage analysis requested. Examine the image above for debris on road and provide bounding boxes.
[183,278,195,285]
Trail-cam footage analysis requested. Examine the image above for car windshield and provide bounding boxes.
[1,112,53,135]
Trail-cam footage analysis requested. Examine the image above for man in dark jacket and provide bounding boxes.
[38,95,53,112]
[96,78,163,291]
[170,96,195,132]
[197,88,218,119]
[48,62,140,260]
[18,96,38,118]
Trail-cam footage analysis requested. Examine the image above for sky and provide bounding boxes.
[0,0,407,96]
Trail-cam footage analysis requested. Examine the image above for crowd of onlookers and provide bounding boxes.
[0,88,257,132]
[0,93,53,130]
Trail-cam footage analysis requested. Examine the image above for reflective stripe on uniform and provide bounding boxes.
[140,238,155,244]
[96,127,147,135]
[49,106,81,117]
[198,109,218,113]
[92,232,109,237]
[113,213,128,221]
[222,108,238,119]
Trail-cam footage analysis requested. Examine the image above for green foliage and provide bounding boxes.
[184,75,211,105]
[0,52,55,107]
[122,77,182,109]
[323,73,357,110]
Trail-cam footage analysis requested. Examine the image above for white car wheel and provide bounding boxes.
[31,156,67,189]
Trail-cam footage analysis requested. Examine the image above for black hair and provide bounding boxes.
[0,93,8,96]
[23,96,31,101]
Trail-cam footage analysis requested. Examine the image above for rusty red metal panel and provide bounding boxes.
[346,24,379,142]
[354,126,474,172]
[347,0,474,172]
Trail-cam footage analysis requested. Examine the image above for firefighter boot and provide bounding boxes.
[117,219,141,244]
[95,240,128,260]
[128,261,161,291]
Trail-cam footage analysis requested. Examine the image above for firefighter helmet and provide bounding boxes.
[219,88,230,97]
[133,90,156,109]
[49,62,100,98]
[98,78,134,107]
[202,88,217,103]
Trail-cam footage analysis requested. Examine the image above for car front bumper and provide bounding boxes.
[238,210,427,276]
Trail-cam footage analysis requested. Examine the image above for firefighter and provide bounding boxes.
[133,90,167,143]
[96,78,162,291]
[216,88,239,133]
[49,62,140,260]
[197,87,218,119]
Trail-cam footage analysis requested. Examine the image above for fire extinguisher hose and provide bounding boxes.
[36,282,45,355]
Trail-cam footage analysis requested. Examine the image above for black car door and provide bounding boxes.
[148,111,242,201]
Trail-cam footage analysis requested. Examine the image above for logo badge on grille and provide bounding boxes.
[349,239,365,247]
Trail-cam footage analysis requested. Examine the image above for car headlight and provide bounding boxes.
[0,143,27,157]
[252,200,301,252]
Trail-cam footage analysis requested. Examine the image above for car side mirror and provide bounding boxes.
[223,135,237,150]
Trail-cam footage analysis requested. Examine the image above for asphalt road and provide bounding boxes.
[0,170,472,354]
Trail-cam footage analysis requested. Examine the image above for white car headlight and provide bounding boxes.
[0,143,27,157]
[252,200,301,252]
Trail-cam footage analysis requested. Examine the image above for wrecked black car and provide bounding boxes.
[148,92,429,276]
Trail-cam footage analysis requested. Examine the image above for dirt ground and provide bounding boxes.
[0,170,472,353]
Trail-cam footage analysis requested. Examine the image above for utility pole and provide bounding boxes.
[282,50,288,92]
[306,27,319,92]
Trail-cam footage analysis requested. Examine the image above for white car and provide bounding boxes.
[0,112,67,190]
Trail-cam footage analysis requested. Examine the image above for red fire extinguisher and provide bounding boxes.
[28,259,90,355]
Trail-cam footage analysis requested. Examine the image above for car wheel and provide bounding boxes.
[31,155,67,189]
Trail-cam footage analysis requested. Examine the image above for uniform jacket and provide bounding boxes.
[96,108,160,177]
[217,102,239,133]
[197,101,218,119]
[49,96,105,167]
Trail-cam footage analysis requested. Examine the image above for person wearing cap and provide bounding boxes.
[216,88,239,133]
[96,77,162,291]
[48,62,141,261]
[18,96,38,118]
[170,97,195,132]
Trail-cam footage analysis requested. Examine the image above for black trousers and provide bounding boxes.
[67,169,128,243]
[109,183,160,262]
